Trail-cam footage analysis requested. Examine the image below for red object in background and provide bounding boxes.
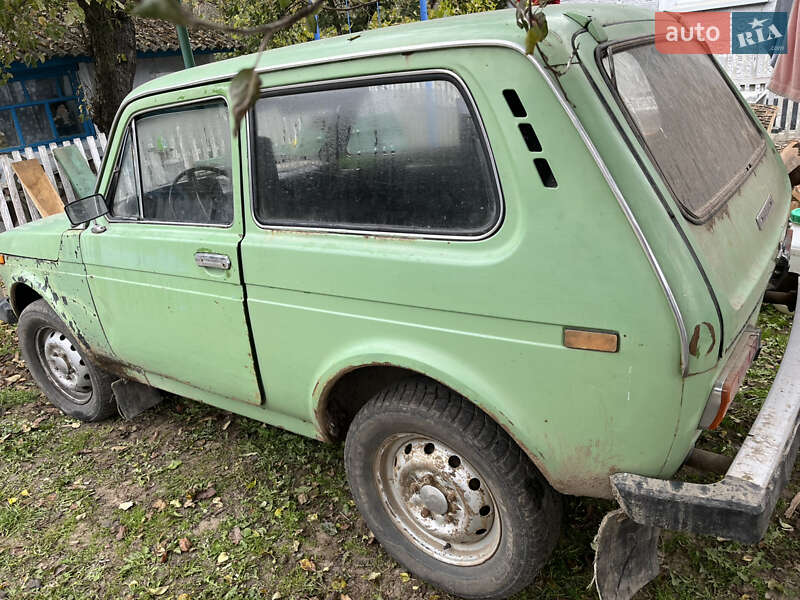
[655,11,731,54]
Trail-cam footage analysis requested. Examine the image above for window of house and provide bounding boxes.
[0,67,94,152]
[107,101,233,226]
[251,76,501,237]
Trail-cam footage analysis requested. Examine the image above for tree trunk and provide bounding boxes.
[77,0,137,134]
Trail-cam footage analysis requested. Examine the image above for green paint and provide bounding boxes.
[0,7,790,500]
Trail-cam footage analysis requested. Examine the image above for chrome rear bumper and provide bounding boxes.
[611,301,800,543]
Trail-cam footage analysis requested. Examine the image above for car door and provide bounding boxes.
[80,97,262,405]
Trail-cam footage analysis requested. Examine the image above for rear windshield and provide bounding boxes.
[605,42,765,222]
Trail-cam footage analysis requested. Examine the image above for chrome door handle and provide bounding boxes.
[195,252,231,270]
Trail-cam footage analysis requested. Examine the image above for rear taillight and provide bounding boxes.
[700,326,760,430]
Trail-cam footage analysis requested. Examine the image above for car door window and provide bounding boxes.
[251,77,500,236]
[109,132,139,220]
[108,100,234,226]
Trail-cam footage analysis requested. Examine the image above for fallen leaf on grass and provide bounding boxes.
[152,499,167,512]
[178,537,191,552]
[400,572,411,583]
[217,552,230,564]
[147,585,169,596]
[7,497,17,506]
[118,501,134,511]
[271,593,282,600]
[177,595,191,600]
[299,558,316,572]
[169,499,182,508]
[20,489,29,497]
[229,526,242,545]
[365,571,381,581]
[785,491,800,519]
[116,526,127,540]
[222,418,231,431]
[6,374,21,383]
[297,493,308,505]
[166,460,182,471]
[196,487,216,501]
[341,595,352,600]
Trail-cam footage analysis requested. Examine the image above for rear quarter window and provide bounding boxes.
[250,75,501,237]
[604,41,766,222]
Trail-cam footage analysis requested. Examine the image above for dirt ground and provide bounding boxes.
[1,307,799,600]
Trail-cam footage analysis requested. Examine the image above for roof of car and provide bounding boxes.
[130,4,653,100]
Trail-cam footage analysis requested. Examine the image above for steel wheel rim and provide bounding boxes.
[34,326,92,404]
[374,433,501,566]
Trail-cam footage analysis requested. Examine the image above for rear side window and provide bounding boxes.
[251,76,500,236]
[606,43,765,222]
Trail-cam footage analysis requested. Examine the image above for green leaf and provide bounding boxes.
[525,12,548,54]
[133,0,194,26]
[230,68,260,135]
[305,15,318,33]
[279,0,293,10]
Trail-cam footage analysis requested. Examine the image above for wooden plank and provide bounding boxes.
[24,147,35,160]
[86,136,102,172]
[72,138,87,161]
[1,157,27,225]
[53,145,95,200]
[0,185,13,231]
[37,146,58,191]
[50,143,77,205]
[12,160,62,217]
[9,155,40,220]
[97,132,108,153]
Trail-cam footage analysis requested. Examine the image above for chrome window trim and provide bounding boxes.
[94,38,689,375]
[104,95,235,229]
[245,69,504,241]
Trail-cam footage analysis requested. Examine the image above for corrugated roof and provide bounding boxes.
[1,17,238,63]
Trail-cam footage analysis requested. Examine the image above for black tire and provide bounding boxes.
[17,299,117,422]
[344,378,561,600]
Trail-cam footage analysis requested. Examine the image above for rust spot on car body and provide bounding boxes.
[689,322,716,358]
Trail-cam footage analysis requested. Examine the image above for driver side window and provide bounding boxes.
[109,100,234,226]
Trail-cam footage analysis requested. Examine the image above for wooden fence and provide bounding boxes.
[0,133,107,232]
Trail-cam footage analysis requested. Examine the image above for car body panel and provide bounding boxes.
[81,84,262,405]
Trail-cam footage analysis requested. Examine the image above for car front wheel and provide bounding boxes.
[18,299,116,422]
[344,378,561,600]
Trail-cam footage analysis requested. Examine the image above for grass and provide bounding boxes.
[0,308,798,599]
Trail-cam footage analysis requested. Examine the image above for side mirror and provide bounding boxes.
[64,194,109,226]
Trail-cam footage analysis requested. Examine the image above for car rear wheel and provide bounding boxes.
[18,299,116,422]
[344,378,561,600]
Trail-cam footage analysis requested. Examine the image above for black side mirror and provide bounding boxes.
[64,194,109,226]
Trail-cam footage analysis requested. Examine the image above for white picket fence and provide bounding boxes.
[0,133,107,232]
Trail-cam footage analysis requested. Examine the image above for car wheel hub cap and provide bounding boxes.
[36,327,92,404]
[374,434,500,566]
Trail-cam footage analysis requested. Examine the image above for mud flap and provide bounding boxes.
[592,509,660,600]
[112,379,162,420]
[0,298,17,325]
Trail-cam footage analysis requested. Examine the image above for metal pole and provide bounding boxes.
[176,25,195,68]
[420,0,428,20]
[309,0,320,40]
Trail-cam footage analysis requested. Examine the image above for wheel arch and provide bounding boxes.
[9,281,43,317]
[312,351,558,492]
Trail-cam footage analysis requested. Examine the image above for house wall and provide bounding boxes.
[77,52,219,102]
